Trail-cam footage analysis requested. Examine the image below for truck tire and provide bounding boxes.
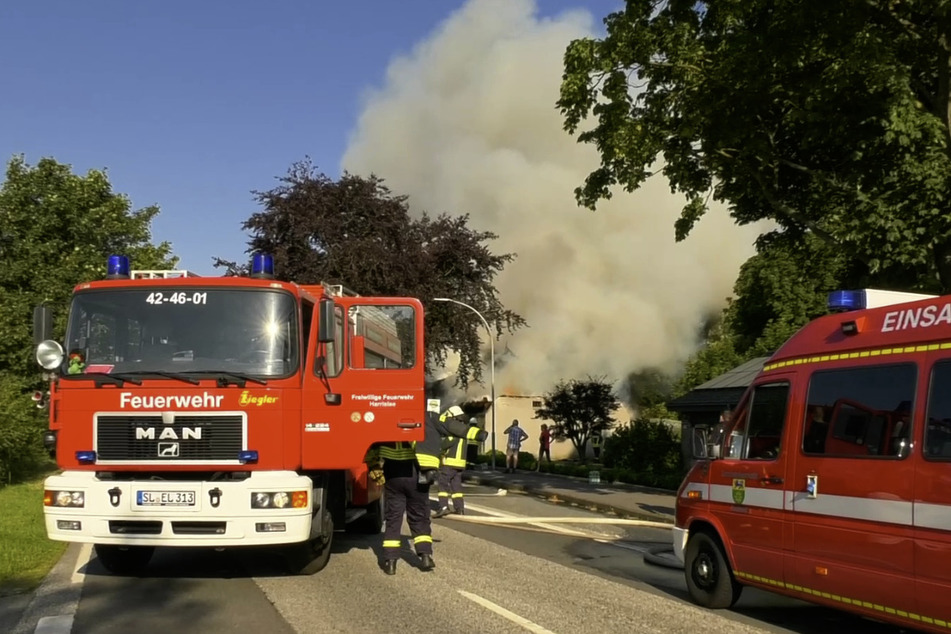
[348,497,383,535]
[284,512,333,575]
[94,544,154,575]
[684,531,743,609]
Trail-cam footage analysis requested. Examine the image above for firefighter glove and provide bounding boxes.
[368,468,385,485]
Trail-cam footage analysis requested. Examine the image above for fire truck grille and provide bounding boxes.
[95,414,245,462]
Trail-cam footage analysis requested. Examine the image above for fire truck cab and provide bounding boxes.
[675,288,951,633]
[34,254,426,575]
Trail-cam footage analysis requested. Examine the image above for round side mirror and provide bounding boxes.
[36,340,65,370]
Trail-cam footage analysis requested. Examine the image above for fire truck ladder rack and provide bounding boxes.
[131,270,199,279]
[320,281,360,297]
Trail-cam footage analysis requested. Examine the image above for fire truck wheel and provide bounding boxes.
[348,497,383,535]
[94,544,154,575]
[684,532,743,609]
[285,513,334,575]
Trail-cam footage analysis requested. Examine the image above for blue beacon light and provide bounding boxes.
[250,253,275,279]
[106,255,130,279]
[827,290,866,312]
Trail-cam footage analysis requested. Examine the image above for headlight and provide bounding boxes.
[36,340,65,370]
[44,490,85,508]
[250,491,308,509]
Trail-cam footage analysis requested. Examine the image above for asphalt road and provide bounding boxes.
[35,482,910,634]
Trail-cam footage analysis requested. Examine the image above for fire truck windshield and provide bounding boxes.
[63,288,299,378]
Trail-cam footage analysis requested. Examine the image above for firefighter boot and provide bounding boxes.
[433,507,451,519]
[382,559,397,575]
[418,554,435,571]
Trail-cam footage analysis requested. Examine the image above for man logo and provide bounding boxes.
[158,442,180,458]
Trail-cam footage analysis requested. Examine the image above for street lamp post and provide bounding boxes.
[432,297,497,471]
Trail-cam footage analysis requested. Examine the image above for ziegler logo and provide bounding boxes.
[238,390,279,407]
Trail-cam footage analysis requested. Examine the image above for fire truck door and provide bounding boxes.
[707,379,791,585]
[789,362,916,615]
[301,298,425,470]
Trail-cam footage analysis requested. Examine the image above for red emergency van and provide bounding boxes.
[674,288,951,633]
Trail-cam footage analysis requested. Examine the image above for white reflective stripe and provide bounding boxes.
[913,502,951,531]
[794,493,912,525]
[706,483,951,528]
[710,484,785,510]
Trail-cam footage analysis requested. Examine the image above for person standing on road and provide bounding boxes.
[365,440,436,576]
[536,423,552,471]
[502,419,529,473]
[434,411,487,518]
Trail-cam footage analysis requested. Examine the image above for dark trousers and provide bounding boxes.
[382,475,433,560]
[437,464,464,513]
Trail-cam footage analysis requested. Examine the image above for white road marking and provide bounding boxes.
[453,501,592,537]
[457,590,557,634]
[70,543,92,584]
[34,615,74,634]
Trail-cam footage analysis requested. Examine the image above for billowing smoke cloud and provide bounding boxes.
[342,0,763,398]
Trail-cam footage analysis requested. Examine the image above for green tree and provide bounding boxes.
[625,368,679,420]
[0,155,176,483]
[559,1,951,291]
[236,159,526,389]
[535,376,620,459]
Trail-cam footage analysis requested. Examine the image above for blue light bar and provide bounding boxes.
[75,450,96,464]
[238,450,259,464]
[106,255,130,279]
[250,253,275,279]
[828,290,866,312]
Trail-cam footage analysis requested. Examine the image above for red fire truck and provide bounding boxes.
[674,288,951,632]
[33,254,425,575]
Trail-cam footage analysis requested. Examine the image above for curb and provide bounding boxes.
[643,547,684,571]
[461,473,675,525]
[10,542,84,634]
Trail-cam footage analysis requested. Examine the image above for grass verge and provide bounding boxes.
[0,474,67,597]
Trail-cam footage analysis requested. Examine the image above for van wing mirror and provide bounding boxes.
[33,305,53,345]
[691,427,719,460]
[317,299,335,343]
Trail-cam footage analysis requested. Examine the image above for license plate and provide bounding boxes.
[136,490,196,506]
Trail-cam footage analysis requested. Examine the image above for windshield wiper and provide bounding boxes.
[179,371,268,387]
[67,372,142,387]
[118,371,201,385]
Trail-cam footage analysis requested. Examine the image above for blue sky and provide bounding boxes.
[0,0,619,274]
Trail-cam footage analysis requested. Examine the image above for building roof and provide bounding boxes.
[692,356,769,390]
[667,356,768,413]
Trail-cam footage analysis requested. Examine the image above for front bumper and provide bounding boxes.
[44,470,314,547]
[672,526,688,564]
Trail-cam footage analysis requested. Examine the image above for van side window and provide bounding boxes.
[726,383,789,460]
[924,360,951,460]
[803,363,916,459]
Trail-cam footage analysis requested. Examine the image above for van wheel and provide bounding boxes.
[94,544,154,575]
[684,532,743,608]
[285,512,333,575]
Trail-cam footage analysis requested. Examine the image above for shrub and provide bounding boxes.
[0,374,49,486]
[603,418,683,476]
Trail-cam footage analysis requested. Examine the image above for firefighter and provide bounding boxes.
[434,415,485,518]
[366,440,436,576]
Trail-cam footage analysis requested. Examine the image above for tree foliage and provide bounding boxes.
[534,376,620,459]
[559,1,951,291]
[235,159,526,389]
[0,155,176,379]
[0,155,175,483]
[625,368,679,420]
